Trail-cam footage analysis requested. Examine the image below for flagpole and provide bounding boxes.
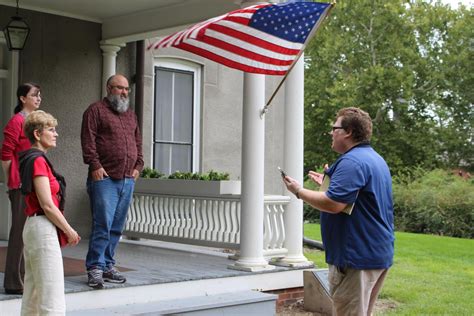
[260,1,336,118]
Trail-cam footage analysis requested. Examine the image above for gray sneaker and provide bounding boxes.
[103,266,126,283]
[87,268,104,289]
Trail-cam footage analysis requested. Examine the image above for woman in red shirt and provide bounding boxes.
[1,83,41,295]
[19,110,80,315]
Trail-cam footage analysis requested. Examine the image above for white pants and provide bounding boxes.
[21,215,65,316]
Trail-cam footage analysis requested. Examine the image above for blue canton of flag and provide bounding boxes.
[250,2,329,44]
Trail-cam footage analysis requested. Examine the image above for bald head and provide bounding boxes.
[106,74,128,87]
[106,74,130,113]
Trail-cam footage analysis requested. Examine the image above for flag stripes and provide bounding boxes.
[149,2,331,75]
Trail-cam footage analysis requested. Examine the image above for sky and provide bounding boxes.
[440,0,472,8]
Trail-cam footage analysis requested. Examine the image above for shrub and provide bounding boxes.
[303,167,474,238]
[303,176,321,223]
[393,168,474,238]
[140,167,164,179]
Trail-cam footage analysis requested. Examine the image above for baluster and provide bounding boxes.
[263,204,273,250]
[143,195,152,234]
[158,196,165,235]
[210,200,218,242]
[127,195,136,231]
[177,198,186,237]
[138,195,146,233]
[276,204,286,248]
[235,202,241,244]
[150,196,157,235]
[202,199,211,241]
[222,201,231,243]
[182,198,191,238]
[271,204,281,250]
[170,198,178,237]
[190,199,200,239]
[164,197,171,236]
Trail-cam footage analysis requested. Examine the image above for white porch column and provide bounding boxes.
[277,54,313,267]
[229,0,273,272]
[229,73,274,272]
[100,43,124,97]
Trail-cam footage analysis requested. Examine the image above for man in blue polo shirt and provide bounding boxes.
[283,107,394,316]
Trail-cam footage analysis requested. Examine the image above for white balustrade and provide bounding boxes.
[125,193,290,257]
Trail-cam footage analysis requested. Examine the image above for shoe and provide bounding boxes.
[103,266,126,283]
[87,268,105,289]
[5,288,23,295]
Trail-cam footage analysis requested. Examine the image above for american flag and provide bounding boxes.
[148,1,332,76]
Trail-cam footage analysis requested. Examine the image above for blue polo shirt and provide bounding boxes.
[320,144,394,269]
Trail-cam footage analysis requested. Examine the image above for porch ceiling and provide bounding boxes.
[0,0,242,43]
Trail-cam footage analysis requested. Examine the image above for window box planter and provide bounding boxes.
[134,178,241,197]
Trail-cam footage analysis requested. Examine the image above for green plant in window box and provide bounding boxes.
[142,168,230,181]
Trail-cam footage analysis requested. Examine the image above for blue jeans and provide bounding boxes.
[85,177,135,271]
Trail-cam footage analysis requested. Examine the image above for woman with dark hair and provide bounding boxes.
[1,83,41,295]
[19,110,80,315]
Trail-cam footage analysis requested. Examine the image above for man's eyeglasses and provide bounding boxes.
[331,126,345,132]
[109,85,131,92]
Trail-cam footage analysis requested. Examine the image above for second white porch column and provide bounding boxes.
[277,54,313,267]
[100,44,123,97]
[229,73,274,272]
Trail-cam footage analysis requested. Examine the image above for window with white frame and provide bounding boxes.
[153,59,201,175]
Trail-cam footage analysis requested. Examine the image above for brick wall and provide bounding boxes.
[264,287,305,311]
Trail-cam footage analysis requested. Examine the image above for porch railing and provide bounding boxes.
[124,193,290,258]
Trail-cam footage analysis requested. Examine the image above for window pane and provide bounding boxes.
[154,143,171,175]
[173,72,193,143]
[155,69,173,141]
[171,144,192,173]
[154,143,192,174]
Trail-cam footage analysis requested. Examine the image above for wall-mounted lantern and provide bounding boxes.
[3,0,30,51]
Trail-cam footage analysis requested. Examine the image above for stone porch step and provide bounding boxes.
[67,290,277,315]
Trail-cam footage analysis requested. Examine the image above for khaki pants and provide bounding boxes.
[328,265,388,316]
[21,215,65,316]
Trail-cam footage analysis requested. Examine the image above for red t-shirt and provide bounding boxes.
[1,112,31,189]
[24,157,60,216]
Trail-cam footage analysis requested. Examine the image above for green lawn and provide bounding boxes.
[303,223,474,315]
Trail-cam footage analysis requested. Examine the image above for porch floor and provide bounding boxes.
[0,239,309,314]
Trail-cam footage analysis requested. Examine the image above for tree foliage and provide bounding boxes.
[304,0,473,173]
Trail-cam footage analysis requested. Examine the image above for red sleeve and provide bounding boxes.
[1,115,23,161]
[32,157,51,178]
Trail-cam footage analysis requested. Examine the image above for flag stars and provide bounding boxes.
[248,2,329,44]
